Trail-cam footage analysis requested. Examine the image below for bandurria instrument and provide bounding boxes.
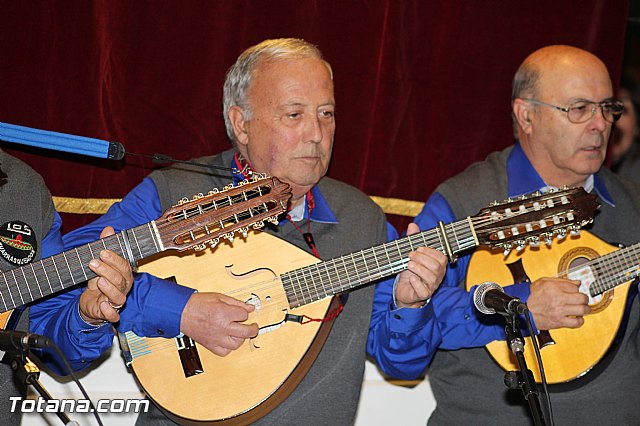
[122,187,598,424]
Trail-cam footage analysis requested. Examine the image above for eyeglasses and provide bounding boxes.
[521,98,625,124]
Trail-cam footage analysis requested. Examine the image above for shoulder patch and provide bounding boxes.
[0,221,37,266]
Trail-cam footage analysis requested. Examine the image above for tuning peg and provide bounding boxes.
[515,240,527,252]
[224,232,235,243]
[528,235,540,247]
[209,238,220,248]
[223,184,234,191]
[489,200,499,207]
[569,225,581,236]
[502,243,513,257]
[193,243,207,251]
[177,197,189,205]
[253,220,265,229]
[267,216,279,225]
[239,227,249,238]
[555,228,567,240]
[544,233,553,246]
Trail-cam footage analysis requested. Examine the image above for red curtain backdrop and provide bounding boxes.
[0,1,629,232]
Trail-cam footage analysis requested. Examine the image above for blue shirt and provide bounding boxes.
[29,212,115,373]
[367,142,615,380]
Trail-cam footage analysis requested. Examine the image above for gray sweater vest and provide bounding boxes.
[140,149,387,425]
[0,150,54,425]
[428,146,640,425]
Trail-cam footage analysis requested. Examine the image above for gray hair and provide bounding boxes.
[222,38,329,145]
[511,61,540,103]
[511,60,540,134]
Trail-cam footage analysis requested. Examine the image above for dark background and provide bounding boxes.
[0,1,631,232]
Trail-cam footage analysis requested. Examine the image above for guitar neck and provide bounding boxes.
[0,222,161,312]
[586,242,640,297]
[283,217,479,308]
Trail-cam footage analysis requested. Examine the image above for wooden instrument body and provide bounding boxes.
[467,231,631,383]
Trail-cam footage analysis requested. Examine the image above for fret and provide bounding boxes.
[149,221,163,253]
[51,254,64,290]
[282,275,295,306]
[287,271,298,306]
[360,250,371,286]
[113,234,124,261]
[335,258,348,293]
[130,229,143,260]
[147,222,161,254]
[61,252,75,286]
[31,263,44,300]
[10,270,24,306]
[75,247,88,282]
[301,267,313,304]
[371,245,382,281]
[322,262,333,296]
[349,253,360,293]
[296,269,307,306]
[88,242,95,261]
[446,222,460,254]
[309,264,321,302]
[394,240,404,270]
[340,256,350,291]
[332,260,342,294]
[292,271,303,306]
[20,265,34,303]
[0,274,10,311]
[299,269,311,305]
[41,256,54,296]
[290,270,303,307]
[383,241,393,275]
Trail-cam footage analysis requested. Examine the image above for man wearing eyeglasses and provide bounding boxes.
[368,45,640,424]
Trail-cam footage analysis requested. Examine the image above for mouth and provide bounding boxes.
[295,156,322,162]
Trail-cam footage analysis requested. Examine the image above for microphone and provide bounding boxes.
[0,122,125,160]
[0,330,52,352]
[473,282,528,316]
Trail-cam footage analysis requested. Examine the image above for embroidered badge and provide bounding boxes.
[0,221,37,266]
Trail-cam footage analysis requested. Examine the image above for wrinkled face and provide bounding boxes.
[528,59,614,187]
[236,57,335,202]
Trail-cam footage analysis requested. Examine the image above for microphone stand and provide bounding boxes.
[502,313,546,426]
[6,348,75,425]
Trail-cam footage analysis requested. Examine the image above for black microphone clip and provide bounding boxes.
[473,282,528,316]
[0,330,52,353]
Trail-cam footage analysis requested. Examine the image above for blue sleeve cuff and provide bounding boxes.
[70,301,113,336]
[388,302,435,334]
[143,278,194,337]
[118,273,194,338]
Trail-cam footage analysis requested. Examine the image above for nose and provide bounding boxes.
[589,104,608,132]
[305,115,324,144]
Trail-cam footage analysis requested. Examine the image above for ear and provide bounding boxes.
[228,106,249,146]
[512,98,534,135]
